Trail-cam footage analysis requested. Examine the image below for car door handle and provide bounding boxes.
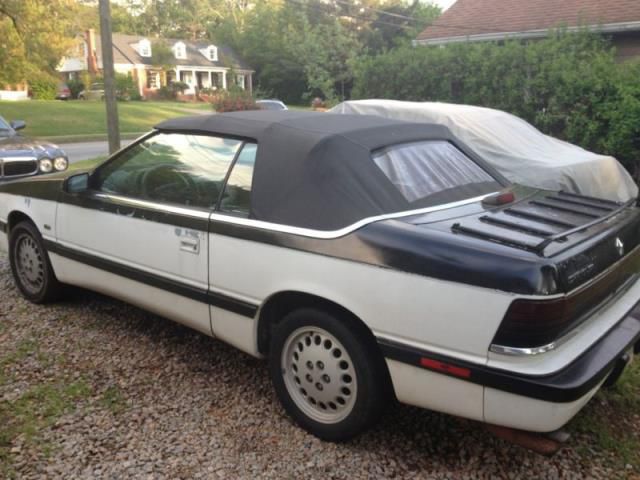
[179,238,200,254]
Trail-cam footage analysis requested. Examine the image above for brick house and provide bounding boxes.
[58,30,254,99]
[415,0,640,61]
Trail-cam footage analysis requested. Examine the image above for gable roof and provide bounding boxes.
[96,33,252,70]
[416,0,640,44]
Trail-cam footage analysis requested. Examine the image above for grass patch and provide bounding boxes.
[570,361,640,469]
[0,380,91,452]
[0,100,210,138]
[68,156,106,172]
[100,386,127,415]
[0,336,92,477]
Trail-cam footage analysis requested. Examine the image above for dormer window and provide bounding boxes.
[173,41,186,60]
[138,38,151,57]
[206,45,217,61]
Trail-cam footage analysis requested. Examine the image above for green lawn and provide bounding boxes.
[0,100,211,140]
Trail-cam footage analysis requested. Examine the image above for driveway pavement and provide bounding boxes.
[62,139,135,163]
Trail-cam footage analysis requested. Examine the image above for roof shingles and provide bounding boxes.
[417,0,640,41]
[97,33,252,70]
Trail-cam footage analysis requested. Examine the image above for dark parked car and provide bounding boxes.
[0,115,68,181]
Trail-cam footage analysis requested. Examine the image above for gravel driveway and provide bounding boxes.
[0,251,638,479]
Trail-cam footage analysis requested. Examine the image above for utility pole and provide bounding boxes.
[99,0,121,154]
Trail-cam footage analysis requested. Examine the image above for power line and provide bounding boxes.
[296,0,513,35]
[283,0,418,31]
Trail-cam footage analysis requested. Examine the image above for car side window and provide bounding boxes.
[219,143,257,217]
[94,133,243,209]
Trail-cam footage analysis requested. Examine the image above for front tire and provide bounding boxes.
[269,308,390,441]
[9,221,62,303]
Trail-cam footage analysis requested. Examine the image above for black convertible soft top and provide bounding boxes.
[156,111,505,230]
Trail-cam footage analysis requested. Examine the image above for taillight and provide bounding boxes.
[492,297,576,349]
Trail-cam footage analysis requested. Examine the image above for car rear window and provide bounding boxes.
[373,141,500,204]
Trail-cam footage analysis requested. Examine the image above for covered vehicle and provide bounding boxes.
[332,100,638,203]
[0,111,638,442]
[0,115,68,181]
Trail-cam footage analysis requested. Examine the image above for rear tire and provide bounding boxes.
[9,221,62,303]
[269,308,390,441]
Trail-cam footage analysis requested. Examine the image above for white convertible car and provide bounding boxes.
[0,111,638,441]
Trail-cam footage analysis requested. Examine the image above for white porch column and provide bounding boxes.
[222,70,227,90]
[209,71,214,89]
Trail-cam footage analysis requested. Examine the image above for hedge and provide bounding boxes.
[352,31,640,181]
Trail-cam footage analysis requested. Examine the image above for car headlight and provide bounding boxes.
[39,158,53,173]
[54,157,68,171]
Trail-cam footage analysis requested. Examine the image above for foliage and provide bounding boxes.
[29,76,57,100]
[351,31,640,179]
[211,88,259,112]
[0,0,81,86]
[66,79,85,100]
[115,73,137,100]
[158,81,189,100]
[150,41,175,68]
[112,0,222,39]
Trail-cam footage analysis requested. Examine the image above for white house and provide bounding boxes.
[58,30,254,99]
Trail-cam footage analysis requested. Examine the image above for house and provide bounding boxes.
[58,30,254,99]
[415,0,640,61]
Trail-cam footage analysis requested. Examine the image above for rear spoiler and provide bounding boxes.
[452,191,635,256]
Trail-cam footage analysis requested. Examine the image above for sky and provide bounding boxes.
[430,0,456,11]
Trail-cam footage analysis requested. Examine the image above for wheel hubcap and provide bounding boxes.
[14,233,45,294]
[281,326,357,424]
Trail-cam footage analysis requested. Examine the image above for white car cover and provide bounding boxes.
[331,100,638,203]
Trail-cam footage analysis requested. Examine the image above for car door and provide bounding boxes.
[54,132,243,336]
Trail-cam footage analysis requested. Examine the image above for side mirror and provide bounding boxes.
[10,120,26,131]
[63,172,90,194]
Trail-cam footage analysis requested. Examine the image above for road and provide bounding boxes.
[62,139,135,163]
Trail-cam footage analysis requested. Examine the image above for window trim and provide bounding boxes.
[214,141,258,218]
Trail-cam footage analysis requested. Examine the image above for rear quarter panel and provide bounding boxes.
[208,233,516,363]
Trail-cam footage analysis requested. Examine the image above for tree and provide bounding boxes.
[112,0,222,39]
[0,0,80,85]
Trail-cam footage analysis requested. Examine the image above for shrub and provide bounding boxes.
[211,88,259,112]
[115,73,136,101]
[29,76,57,100]
[157,81,189,100]
[67,79,85,99]
[351,31,640,179]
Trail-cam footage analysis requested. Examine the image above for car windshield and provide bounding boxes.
[0,116,13,136]
[373,140,501,207]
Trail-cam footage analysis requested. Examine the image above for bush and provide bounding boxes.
[211,88,259,112]
[67,79,85,99]
[29,76,57,100]
[352,31,640,180]
[115,73,136,101]
[157,81,189,100]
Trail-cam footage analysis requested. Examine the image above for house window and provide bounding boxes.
[174,42,186,60]
[236,74,245,89]
[147,71,160,89]
[139,39,151,57]
[180,71,193,85]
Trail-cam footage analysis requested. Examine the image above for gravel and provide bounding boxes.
[0,251,636,479]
